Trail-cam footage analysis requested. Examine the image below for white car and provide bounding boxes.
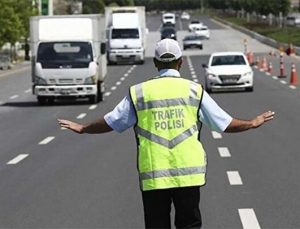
[162,13,176,25]
[181,12,190,20]
[188,20,203,32]
[203,52,253,92]
[194,26,210,39]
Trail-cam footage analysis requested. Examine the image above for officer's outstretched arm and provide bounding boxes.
[58,118,113,134]
[225,111,275,133]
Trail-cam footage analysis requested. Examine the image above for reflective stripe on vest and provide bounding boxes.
[134,81,201,111]
[140,166,206,180]
[135,124,198,149]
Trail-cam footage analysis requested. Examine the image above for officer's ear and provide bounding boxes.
[177,58,183,71]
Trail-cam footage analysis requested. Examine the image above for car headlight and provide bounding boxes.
[242,71,253,77]
[84,75,96,84]
[35,76,47,85]
[208,73,217,78]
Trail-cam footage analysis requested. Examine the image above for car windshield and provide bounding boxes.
[185,36,201,40]
[37,42,93,68]
[211,55,246,66]
[112,28,139,39]
[191,21,200,24]
[164,16,174,19]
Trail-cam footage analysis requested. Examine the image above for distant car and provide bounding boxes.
[181,12,190,20]
[188,20,203,32]
[194,26,210,39]
[182,35,203,50]
[0,54,11,70]
[161,26,177,40]
[162,13,176,25]
[203,52,253,92]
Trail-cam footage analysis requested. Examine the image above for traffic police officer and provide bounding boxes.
[58,39,275,228]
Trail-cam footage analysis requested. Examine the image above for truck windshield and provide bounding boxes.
[111,29,139,39]
[37,42,93,68]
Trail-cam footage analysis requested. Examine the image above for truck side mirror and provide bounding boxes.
[101,42,106,55]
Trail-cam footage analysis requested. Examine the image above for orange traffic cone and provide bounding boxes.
[268,62,273,74]
[260,57,267,71]
[290,63,298,85]
[247,52,254,65]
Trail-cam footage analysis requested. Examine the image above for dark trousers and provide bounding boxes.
[142,186,202,229]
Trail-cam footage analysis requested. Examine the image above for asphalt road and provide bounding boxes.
[0,14,300,229]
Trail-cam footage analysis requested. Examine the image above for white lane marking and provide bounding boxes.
[39,136,55,145]
[61,127,67,130]
[272,76,278,80]
[227,171,243,185]
[89,105,97,110]
[25,89,31,93]
[191,75,197,79]
[265,72,270,76]
[280,80,287,84]
[124,73,129,77]
[120,77,125,81]
[128,69,132,74]
[193,79,199,83]
[7,154,29,165]
[10,95,19,100]
[238,209,261,229]
[77,113,86,119]
[190,70,195,75]
[218,147,231,157]
[116,81,121,85]
[289,85,297,89]
[253,66,258,69]
[104,92,111,97]
[111,86,117,91]
[212,131,222,139]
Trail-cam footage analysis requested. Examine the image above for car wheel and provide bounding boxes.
[246,86,254,92]
[199,45,203,50]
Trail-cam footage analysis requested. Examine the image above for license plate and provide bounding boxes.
[60,88,72,95]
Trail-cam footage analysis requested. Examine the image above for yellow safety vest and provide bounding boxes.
[130,77,207,191]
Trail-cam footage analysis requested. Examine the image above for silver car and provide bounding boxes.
[182,35,203,50]
[0,54,11,70]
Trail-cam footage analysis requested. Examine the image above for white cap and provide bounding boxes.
[154,38,182,62]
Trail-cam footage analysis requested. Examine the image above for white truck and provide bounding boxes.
[105,6,146,64]
[30,14,107,105]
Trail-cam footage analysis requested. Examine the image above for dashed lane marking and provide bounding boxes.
[104,92,111,97]
[280,80,287,85]
[39,136,55,145]
[238,209,261,229]
[10,95,19,100]
[289,85,297,89]
[25,89,31,93]
[116,81,121,85]
[120,77,125,81]
[212,131,222,139]
[124,73,129,77]
[77,113,86,119]
[227,171,243,185]
[218,147,231,157]
[111,86,117,91]
[272,76,278,80]
[193,79,199,83]
[7,154,29,165]
[89,105,97,110]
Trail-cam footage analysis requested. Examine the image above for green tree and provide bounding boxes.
[82,0,105,13]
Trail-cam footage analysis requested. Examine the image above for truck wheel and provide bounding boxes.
[89,95,98,104]
[97,81,103,102]
[37,96,47,105]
